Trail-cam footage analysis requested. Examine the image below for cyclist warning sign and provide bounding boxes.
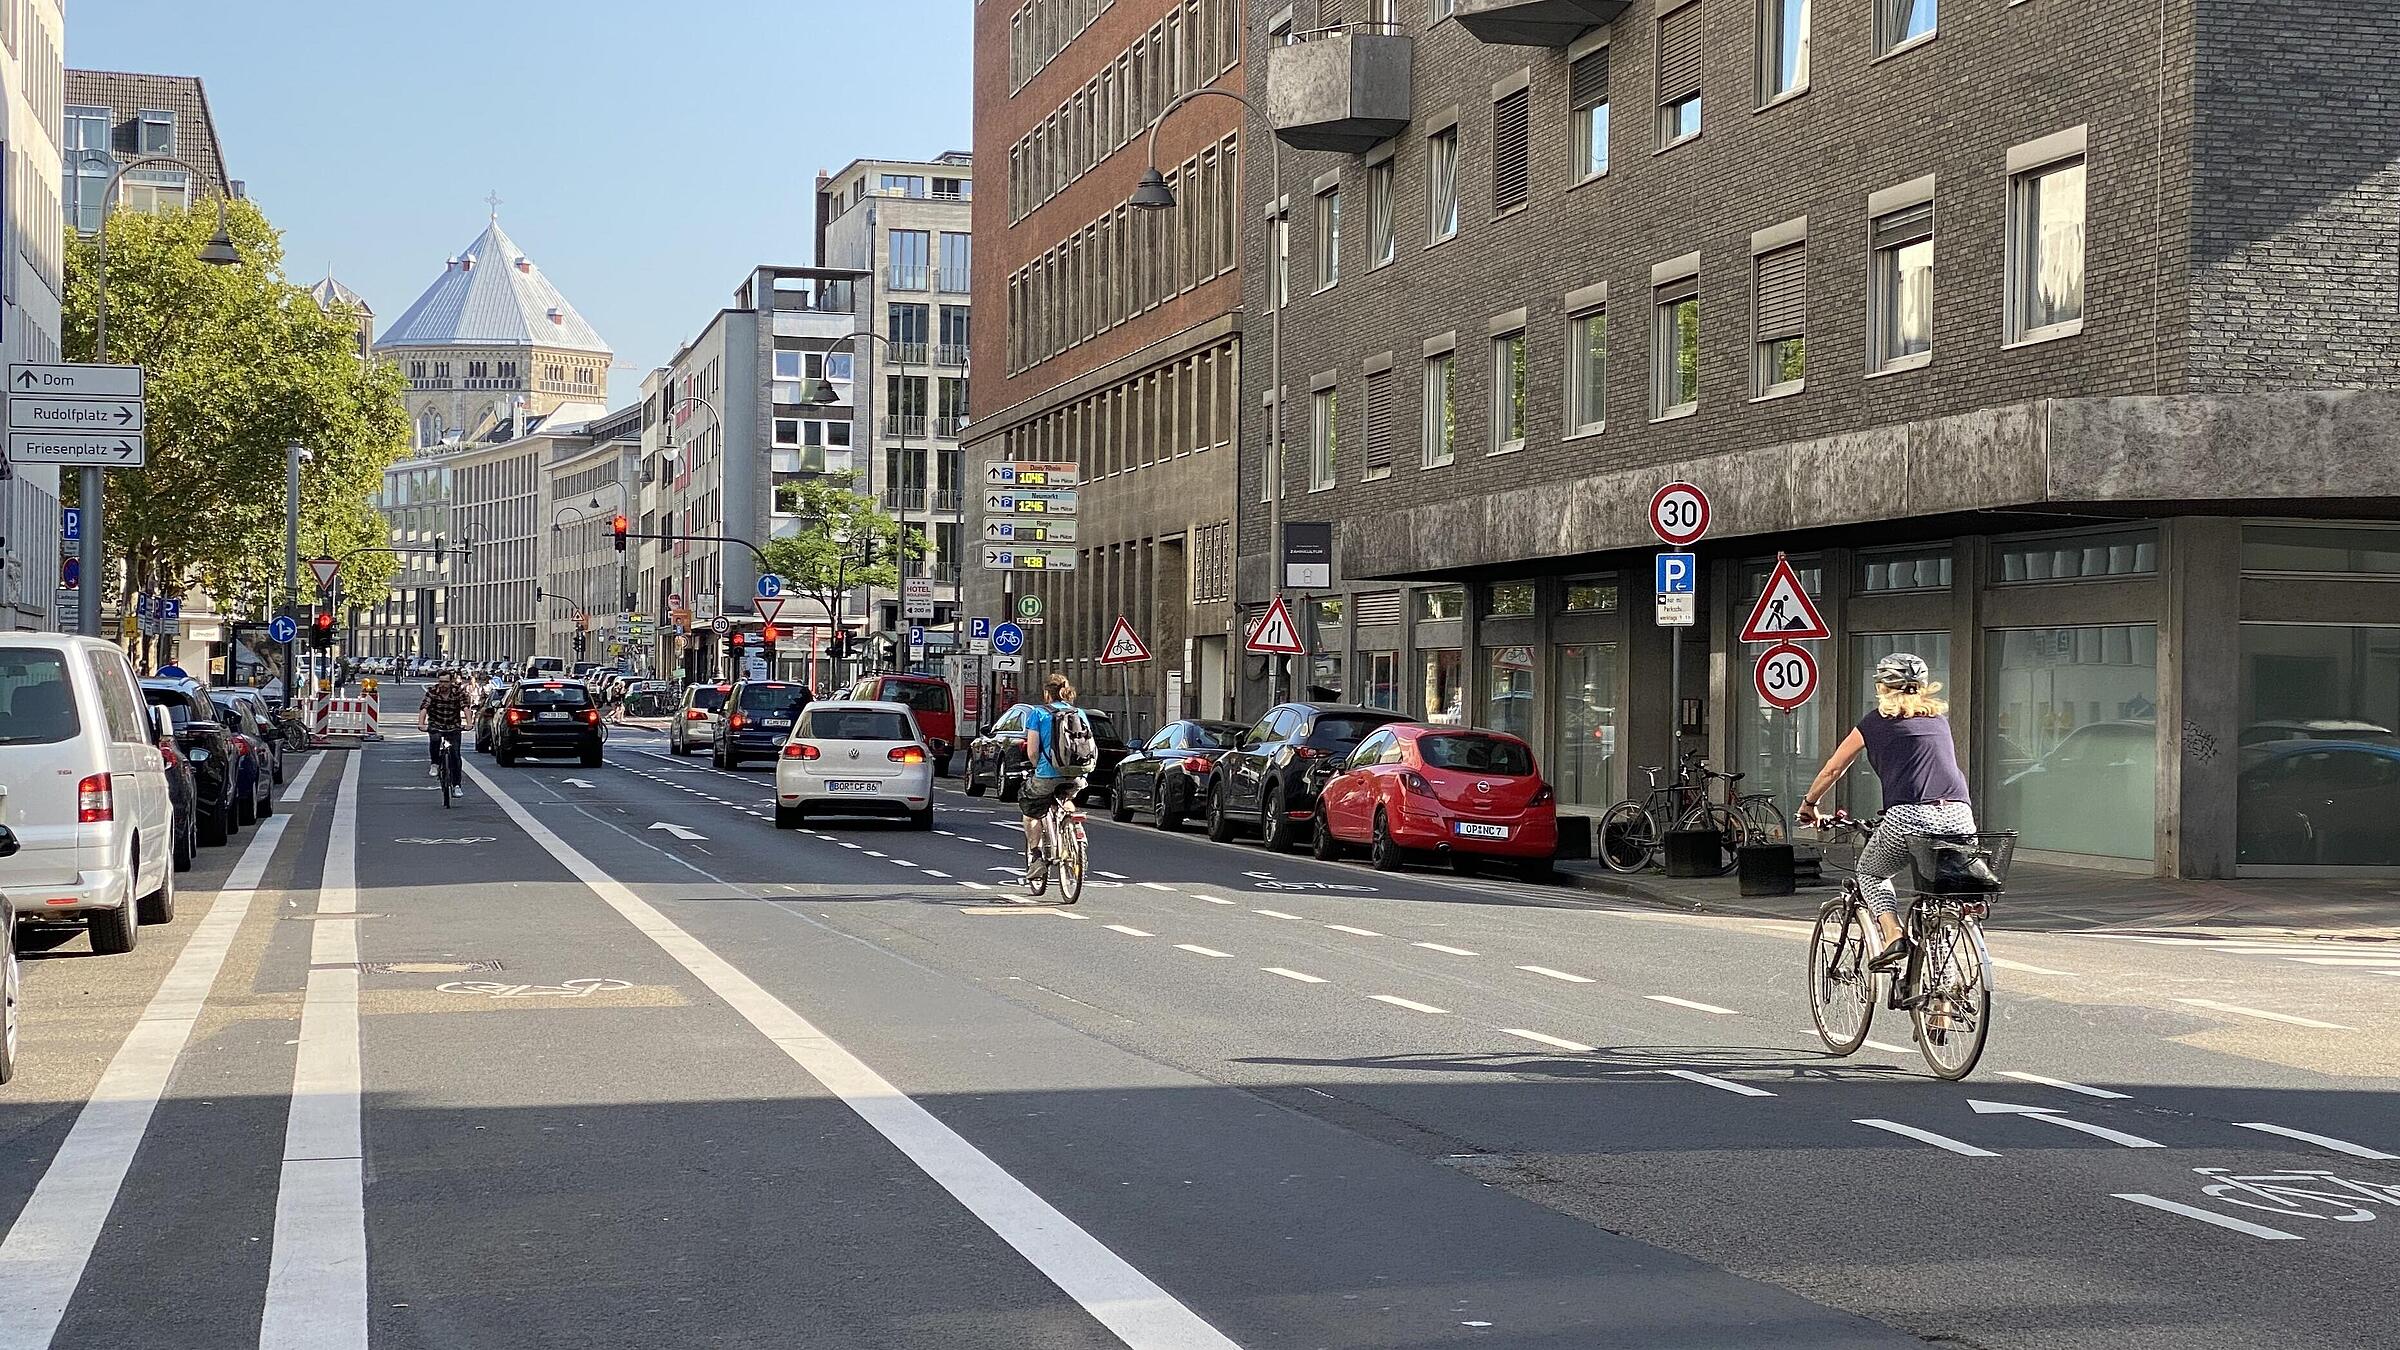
[1245,596,1305,654]
[1739,553,1829,642]
[1099,615,1151,664]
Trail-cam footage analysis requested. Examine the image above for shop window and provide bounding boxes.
[1994,529,2156,582]
[1422,648,1464,723]
[2236,624,2400,866]
[1482,646,1536,739]
[1847,633,1953,815]
[1485,582,1533,616]
[1984,625,2158,862]
[2241,524,2400,576]
[1858,546,1952,593]
[1564,580,1618,611]
[1360,650,1400,710]
[1554,643,1618,807]
[1414,586,1465,622]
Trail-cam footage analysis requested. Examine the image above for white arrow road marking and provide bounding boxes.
[646,822,708,841]
[562,777,595,788]
[2232,1122,2396,1160]
[2113,1194,2303,1241]
[1997,1071,2130,1100]
[1854,1119,1999,1156]
[2175,997,2352,1029]
[1968,1099,2161,1148]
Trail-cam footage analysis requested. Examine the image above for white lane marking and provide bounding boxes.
[1104,924,1155,938]
[1191,894,1236,906]
[960,881,990,890]
[1096,870,1129,879]
[1516,964,1593,984]
[1175,944,1233,958]
[864,850,888,858]
[1252,908,1306,921]
[890,859,918,868]
[2232,1122,2397,1160]
[1140,882,1178,893]
[1967,1099,2161,1148]
[1501,1028,1595,1052]
[1414,942,1479,956]
[1863,1039,1917,1055]
[936,829,958,837]
[0,755,325,1349]
[463,758,1244,1349]
[922,869,951,879]
[260,751,368,1350]
[2114,1193,2303,1241]
[2280,956,2400,967]
[1647,995,1740,1015]
[1369,995,1447,1014]
[837,842,863,850]
[1991,957,2073,976]
[1662,1069,1775,1097]
[1854,1119,1999,1156]
[1999,1071,2130,1100]
[1324,924,1382,937]
[1263,967,1328,984]
[2175,997,2351,1030]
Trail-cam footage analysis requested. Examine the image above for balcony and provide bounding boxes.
[933,343,970,368]
[884,414,929,439]
[932,414,967,439]
[881,487,963,514]
[888,265,929,292]
[1265,24,1414,153]
[1452,0,1627,46]
[888,341,930,367]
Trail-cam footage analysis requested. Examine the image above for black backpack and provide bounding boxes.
[1047,704,1100,773]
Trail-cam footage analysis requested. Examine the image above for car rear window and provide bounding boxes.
[1086,710,1121,743]
[518,685,592,709]
[880,680,951,713]
[689,687,730,712]
[801,708,914,741]
[1419,734,1535,775]
[0,650,79,745]
[1308,714,1401,747]
[738,683,807,714]
[1189,724,1240,749]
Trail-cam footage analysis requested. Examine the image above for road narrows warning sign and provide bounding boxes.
[1099,616,1151,664]
[1245,596,1305,655]
[1739,553,1830,642]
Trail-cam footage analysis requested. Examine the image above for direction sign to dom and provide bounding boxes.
[9,364,147,466]
[985,460,1080,488]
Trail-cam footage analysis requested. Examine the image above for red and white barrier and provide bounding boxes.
[311,688,383,743]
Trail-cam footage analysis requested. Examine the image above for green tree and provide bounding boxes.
[62,200,410,621]
[760,477,920,633]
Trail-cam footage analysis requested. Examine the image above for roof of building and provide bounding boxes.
[309,273,372,317]
[375,218,610,355]
[65,70,235,196]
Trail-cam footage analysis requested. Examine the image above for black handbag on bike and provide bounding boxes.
[1909,833,2004,894]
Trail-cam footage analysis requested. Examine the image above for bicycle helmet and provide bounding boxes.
[1872,652,1931,691]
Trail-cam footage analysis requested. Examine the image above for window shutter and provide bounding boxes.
[1492,88,1530,212]
[1365,369,1396,475]
[1755,242,1806,342]
[1570,47,1610,110]
[1354,591,1402,625]
[1873,203,1934,250]
[1657,6,1703,105]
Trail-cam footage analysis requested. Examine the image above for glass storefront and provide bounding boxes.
[1422,648,1463,724]
[1482,645,1536,739]
[1735,558,1826,815]
[1984,625,2158,861]
[1360,649,1399,709]
[2237,624,2400,866]
[1554,643,1618,806]
[1848,632,1953,815]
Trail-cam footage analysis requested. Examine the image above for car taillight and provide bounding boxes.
[783,742,821,760]
[506,708,527,725]
[160,744,179,768]
[78,773,113,823]
[1530,783,1554,806]
[685,709,709,720]
[580,708,600,724]
[889,745,926,764]
[1181,755,1215,775]
[1398,770,1433,797]
[1291,745,1322,759]
[729,713,746,729]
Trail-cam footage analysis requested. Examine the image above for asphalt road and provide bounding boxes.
[2,711,2394,1349]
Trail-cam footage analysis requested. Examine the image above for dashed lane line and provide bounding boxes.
[1369,995,1448,1014]
[2231,1122,2396,1160]
[1647,995,1741,1016]
[1991,957,2075,976]
[1253,908,1305,921]
[1323,924,1382,938]
[1263,968,1328,984]
[1140,882,1178,893]
[1500,1028,1595,1053]
[2175,998,2352,1030]
[1414,942,1479,956]
[1663,1069,1775,1097]
[1174,944,1232,958]
[1998,1071,2129,1100]
[1104,924,1155,938]
[2113,1194,2302,1242]
[1516,964,1593,984]
[1854,1119,1998,1157]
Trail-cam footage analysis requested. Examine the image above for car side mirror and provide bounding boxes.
[151,706,175,742]
[0,824,18,858]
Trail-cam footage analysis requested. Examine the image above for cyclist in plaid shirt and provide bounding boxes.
[418,669,470,797]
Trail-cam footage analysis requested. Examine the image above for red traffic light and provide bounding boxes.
[760,624,779,643]
[611,514,629,553]
[728,629,746,647]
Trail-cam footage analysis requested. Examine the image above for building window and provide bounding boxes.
[1656,3,1703,149]
[2238,623,2400,865]
[1311,387,1338,491]
[1272,208,1290,308]
[2008,153,2086,343]
[1427,125,1459,242]
[1993,528,2157,581]
[1489,329,1526,454]
[880,173,928,197]
[1422,648,1464,723]
[1564,580,1618,611]
[1422,352,1455,468]
[1431,0,1455,18]
[1877,0,1936,55]
[1482,645,1536,739]
[1985,625,2157,862]
[1569,47,1610,182]
[1492,86,1530,214]
[1567,306,1607,434]
[889,230,931,290]
[137,108,175,155]
[1363,367,1396,480]
[1753,240,1806,396]
[1554,642,1619,806]
[1414,585,1466,621]
[1315,185,1341,291]
[1858,545,1952,592]
[1367,158,1396,267]
[1486,582,1534,615]
[938,231,973,291]
[1871,202,1934,370]
[1761,0,1809,102]
[1652,274,1700,417]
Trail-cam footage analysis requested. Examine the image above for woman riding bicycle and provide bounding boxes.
[1018,673,1086,892]
[1794,653,1973,970]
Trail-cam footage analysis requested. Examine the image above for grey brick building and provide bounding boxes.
[1238,0,2400,879]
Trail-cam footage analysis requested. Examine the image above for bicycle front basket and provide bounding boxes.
[1907,832,2016,895]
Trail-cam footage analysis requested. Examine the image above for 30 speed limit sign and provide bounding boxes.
[1754,641,1818,711]
[1649,481,1711,547]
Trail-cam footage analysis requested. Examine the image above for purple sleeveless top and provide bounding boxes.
[1857,712,1971,806]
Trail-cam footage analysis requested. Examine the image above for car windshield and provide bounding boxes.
[738,684,808,714]
[143,690,197,727]
[209,698,254,730]
[518,685,592,709]
[690,687,730,712]
[0,651,79,745]
[1419,734,1535,775]
[881,681,951,713]
[801,708,914,741]
[1086,710,1121,743]
[1310,714,1400,747]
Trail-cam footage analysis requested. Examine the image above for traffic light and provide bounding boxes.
[611,514,629,553]
[309,612,334,652]
[728,629,747,649]
[759,624,779,663]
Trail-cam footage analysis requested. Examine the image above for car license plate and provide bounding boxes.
[827,780,878,794]
[538,711,570,721]
[1454,821,1510,840]
[763,717,791,728]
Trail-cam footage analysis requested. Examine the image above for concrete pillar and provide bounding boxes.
[2162,517,2241,879]
[1949,535,1988,791]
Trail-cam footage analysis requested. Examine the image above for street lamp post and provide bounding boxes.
[285,442,310,704]
[83,152,242,639]
[1130,88,1284,708]
[550,489,630,666]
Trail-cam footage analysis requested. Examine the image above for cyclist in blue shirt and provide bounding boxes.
[1018,674,1081,881]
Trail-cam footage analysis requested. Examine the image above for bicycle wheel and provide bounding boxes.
[1806,898,1875,1054]
[1597,801,1659,873]
[1058,820,1086,905]
[1911,911,1993,1081]
[1740,795,1788,845]
[1699,802,1746,875]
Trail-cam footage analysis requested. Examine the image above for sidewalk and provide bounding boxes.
[1554,853,2400,938]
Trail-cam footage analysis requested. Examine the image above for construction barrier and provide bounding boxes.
[312,687,383,743]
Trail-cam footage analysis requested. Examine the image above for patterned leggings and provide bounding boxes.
[1856,801,1979,920]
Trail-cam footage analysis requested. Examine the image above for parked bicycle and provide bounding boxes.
[1597,749,1762,875]
[1805,813,2012,1080]
[1027,779,1090,905]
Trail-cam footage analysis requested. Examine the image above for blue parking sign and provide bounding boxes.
[1655,551,1696,595]
[61,508,80,542]
[970,616,991,641]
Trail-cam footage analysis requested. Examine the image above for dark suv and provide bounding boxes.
[714,680,811,767]
[1207,703,1409,852]
[492,680,604,766]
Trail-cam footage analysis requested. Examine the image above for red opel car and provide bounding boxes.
[848,675,957,774]
[1312,724,1557,881]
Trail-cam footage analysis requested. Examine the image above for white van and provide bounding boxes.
[0,634,177,954]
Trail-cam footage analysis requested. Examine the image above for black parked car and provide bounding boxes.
[1109,719,1246,830]
[141,679,239,848]
[714,680,812,767]
[208,693,279,824]
[492,680,604,766]
[1206,703,1409,852]
[962,703,1130,805]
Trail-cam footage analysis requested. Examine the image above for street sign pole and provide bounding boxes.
[1650,483,1713,775]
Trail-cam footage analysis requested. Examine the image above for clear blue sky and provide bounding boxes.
[69,0,974,405]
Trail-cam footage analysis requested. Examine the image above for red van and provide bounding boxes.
[847,675,957,774]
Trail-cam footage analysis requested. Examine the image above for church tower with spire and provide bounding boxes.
[374,208,612,451]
